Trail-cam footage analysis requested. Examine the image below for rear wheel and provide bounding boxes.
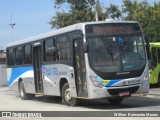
[107,97,124,104]
[62,83,78,106]
[157,75,160,87]
[19,81,34,100]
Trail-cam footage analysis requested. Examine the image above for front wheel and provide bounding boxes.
[107,97,124,104]
[62,83,78,106]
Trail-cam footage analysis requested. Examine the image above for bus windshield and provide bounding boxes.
[88,35,146,73]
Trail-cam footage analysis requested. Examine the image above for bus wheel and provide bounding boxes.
[62,83,78,106]
[19,81,34,100]
[157,75,160,87]
[107,97,124,104]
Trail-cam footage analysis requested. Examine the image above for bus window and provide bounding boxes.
[56,35,70,61]
[158,49,160,64]
[24,44,32,64]
[151,48,157,68]
[8,48,15,66]
[15,46,23,65]
[44,39,55,62]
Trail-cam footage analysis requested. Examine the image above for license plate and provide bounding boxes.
[118,91,130,96]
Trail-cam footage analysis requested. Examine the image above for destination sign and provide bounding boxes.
[85,23,140,34]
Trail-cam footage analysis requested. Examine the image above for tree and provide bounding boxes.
[49,0,122,28]
[122,0,160,42]
[105,4,122,20]
[49,0,95,28]
[122,0,138,20]
[50,0,160,42]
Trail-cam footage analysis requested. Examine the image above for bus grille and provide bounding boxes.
[107,86,139,96]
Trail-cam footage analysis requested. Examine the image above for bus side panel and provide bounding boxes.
[42,64,60,96]
[7,66,35,93]
[22,72,36,94]
[149,44,160,84]
[149,67,159,84]
[42,64,77,97]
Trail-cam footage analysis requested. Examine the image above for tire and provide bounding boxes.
[157,75,160,88]
[107,97,124,104]
[62,83,78,106]
[19,81,34,100]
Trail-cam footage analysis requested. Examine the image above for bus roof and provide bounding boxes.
[7,20,139,48]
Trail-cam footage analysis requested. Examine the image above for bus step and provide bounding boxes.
[35,93,44,97]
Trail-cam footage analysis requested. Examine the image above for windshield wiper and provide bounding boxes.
[101,37,114,64]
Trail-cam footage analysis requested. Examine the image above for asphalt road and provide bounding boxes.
[0,87,160,120]
[0,87,160,111]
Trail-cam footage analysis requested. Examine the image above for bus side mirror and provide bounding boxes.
[83,42,88,53]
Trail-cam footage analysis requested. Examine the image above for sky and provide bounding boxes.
[0,0,156,49]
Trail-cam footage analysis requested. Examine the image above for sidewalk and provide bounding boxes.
[146,87,160,99]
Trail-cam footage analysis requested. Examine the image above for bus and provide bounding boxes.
[149,42,160,86]
[6,21,149,106]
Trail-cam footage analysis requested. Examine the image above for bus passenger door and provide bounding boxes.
[74,39,88,97]
[33,46,43,94]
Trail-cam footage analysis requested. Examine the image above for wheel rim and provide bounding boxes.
[64,88,72,101]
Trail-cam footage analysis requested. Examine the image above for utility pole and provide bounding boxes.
[85,0,99,21]
[9,14,16,42]
[95,0,99,21]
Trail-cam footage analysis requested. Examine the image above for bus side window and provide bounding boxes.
[44,39,55,62]
[56,44,60,60]
[158,49,160,64]
[56,35,70,61]
[15,46,23,65]
[24,44,32,64]
[151,47,157,68]
[8,48,15,66]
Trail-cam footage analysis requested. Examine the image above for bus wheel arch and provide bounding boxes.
[59,78,68,97]
[60,78,78,106]
[18,78,34,100]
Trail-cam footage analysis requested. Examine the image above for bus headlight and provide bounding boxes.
[89,76,103,87]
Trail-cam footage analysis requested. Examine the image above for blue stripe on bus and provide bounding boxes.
[7,66,33,86]
[104,80,120,87]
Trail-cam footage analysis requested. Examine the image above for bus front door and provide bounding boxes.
[74,39,88,97]
[33,46,43,94]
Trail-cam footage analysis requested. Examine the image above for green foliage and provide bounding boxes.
[49,0,160,42]
[106,4,122,20]
[122,0,160,42]
[49,0,122,28]
[50,0,95,28]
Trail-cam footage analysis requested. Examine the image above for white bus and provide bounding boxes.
[6,21,149,106]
